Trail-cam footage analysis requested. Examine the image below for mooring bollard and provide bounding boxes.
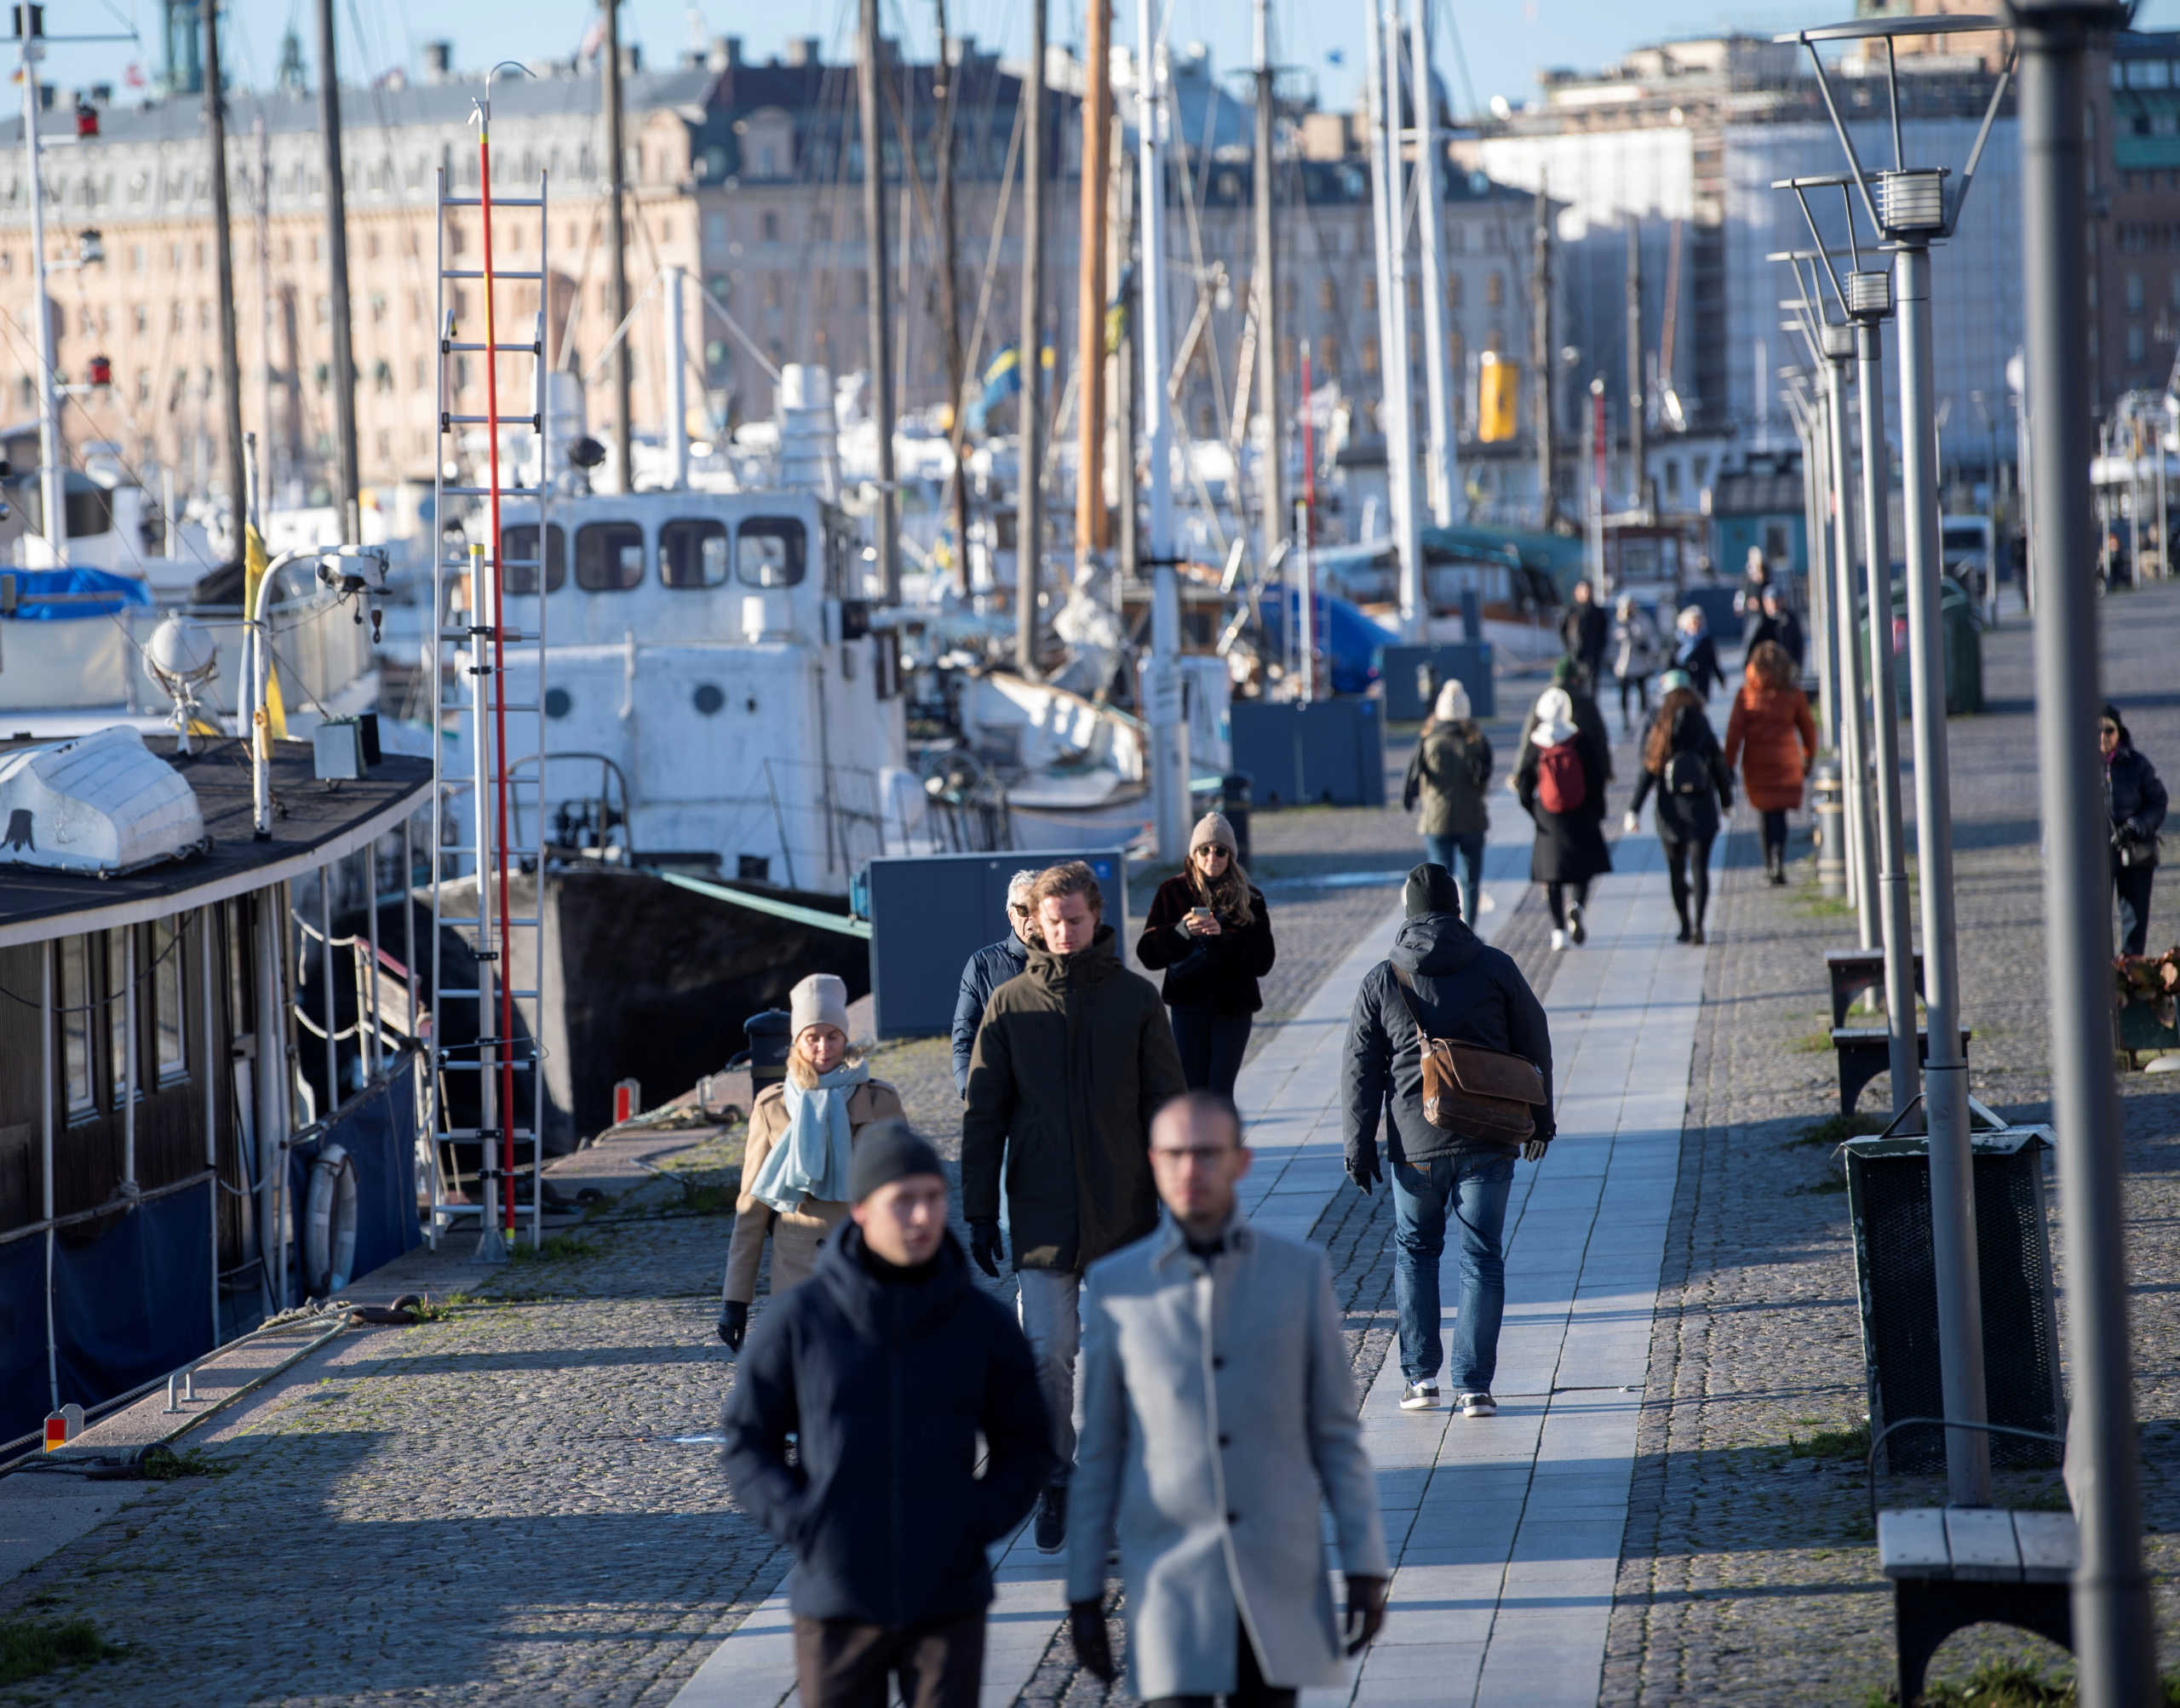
[1813,759,1846,899]
[1216,772,1254,869]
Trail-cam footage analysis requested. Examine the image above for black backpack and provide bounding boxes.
[1664,748,1709,796]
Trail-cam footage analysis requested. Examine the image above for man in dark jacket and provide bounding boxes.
[962,859,1186,1553]
[1341,865,1554,1419]
[1559,579,1609,690]
[721,1122,1054,1708]
[1750,587,1806,672]
[2103,702,2169,956]
[951,869,1043,1097]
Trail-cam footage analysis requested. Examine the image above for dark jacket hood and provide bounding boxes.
[1022,923,1122,989]
[813,1218,975,1344]
[1390,912,1485,978]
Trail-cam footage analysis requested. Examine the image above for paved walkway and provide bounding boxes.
[675,804,1705,1707]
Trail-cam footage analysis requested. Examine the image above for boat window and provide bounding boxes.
[660,518,730,588]
[500,523,567,594]
[107,928,137,1098]
[59,937,94,1118]
[736,517,806,587]
[152,917,186,1084]
[575,522,645,591]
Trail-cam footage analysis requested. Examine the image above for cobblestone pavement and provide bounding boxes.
[1602,581,2180,1703]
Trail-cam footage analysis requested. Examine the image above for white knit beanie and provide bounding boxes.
[789,972,851,1040]
[1189,811,1236,857]
[1433,679,1471,723]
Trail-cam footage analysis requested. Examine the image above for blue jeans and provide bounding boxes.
[1422,833,1486,926]
[1391,1149,1516,1391]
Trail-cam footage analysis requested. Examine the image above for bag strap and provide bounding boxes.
[1388,963,1431,1052]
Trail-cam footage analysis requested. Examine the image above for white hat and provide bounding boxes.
[1532,686,1578,748]
[1434,679,1471,723]
[789,972,851,1040]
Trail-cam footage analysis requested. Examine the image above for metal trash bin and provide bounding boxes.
[1843,1126,2062,1474]
[1867,574,1985,717]
[1212,772,1253,868]
[1812,759,1845,898]
[743,1008,793,1095]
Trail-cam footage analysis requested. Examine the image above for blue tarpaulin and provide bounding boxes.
[3,565,153,620]
[284,1051,423,1292]
[50,1183,217,1433]
[0,1232,51,1447]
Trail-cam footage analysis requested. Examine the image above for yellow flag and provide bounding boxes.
[243,524,289,740]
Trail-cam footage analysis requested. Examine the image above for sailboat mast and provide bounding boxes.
[934,0,970,594]
[316,0,359,536]
[1015,0,1046,673]
[1251,0,1283,576]
[1075,0,1111,569]
[1409,0,1455,526]
[1135,0,1185,865]
[600,0,633,495]
[17,16,61,563]
[857,0,901,599]
[206,0,248,556]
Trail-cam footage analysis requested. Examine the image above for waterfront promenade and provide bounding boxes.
[3,587,2179,1704]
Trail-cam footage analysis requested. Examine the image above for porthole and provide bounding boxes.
[692,683,725,716]
[544,686,572,719]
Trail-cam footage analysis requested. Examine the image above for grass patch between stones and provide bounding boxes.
[1786,1419,1870,1460]
[1858,1660,2180,1706]
[508,1233,599,1264]
[1788,1031,1837,1054]
[0,1619,121,1686]
[135,1444,229,1481]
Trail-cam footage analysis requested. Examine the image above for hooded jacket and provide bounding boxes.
[720,1223,1055,1626]
[1405,720,1494,839]
[961,924,1187,1271]
[952,934,1032,1097]
[1341,912,1555,1174]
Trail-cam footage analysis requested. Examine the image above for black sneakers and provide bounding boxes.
[1035,1480,1068,1553]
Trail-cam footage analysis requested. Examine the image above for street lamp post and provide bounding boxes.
[1787,14,2016,1509]
[2002,0,2159,1696]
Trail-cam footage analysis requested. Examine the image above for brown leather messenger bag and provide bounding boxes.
[1388,965,1549,1144]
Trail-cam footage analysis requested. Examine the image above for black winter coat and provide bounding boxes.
[952,935,1030,1097]
[1561,603,1609,672]
[1749,610,1806,671]
[1341,913,1556,1172]
[961,926,1187,1271]
[1628,703,1734,845]
[1518,688,1614,784]
[720,1224,1055,1626]
[1516,725,1614,886]
[1135,876,1276,1015]
[2108,742,2170,869]
[1672,633,1726,700]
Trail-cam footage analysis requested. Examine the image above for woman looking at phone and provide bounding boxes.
[1135,812,1277,1098]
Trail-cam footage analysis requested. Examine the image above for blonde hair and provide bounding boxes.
[786,1027,859,1090]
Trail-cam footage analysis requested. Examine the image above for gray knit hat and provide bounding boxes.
[789,972,851,1040]
[848,1121,945,1203]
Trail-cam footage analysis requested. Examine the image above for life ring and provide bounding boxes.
[302,1143,359,1296]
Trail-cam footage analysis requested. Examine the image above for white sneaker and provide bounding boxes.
[1399,1382,1440,1411]
[1456,1391,1499,1418]
[1550,928,1567,951]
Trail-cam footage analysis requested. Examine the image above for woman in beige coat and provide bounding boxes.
[716,973,904,1350]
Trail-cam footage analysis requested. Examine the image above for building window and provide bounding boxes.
[1449,273,1464,309]
[1448,224,1466,255]
[1485,272,1505,309]
[1362,276,1378,313]
[1317,278,1337,312]
[1362,335,1380,375]
[705,211,728,249]
[2127,270,2145,311]
[2128,323,2147,363]
[761,210,780,242]
[764,273,783,309]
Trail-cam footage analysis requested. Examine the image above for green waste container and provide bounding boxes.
[1861,571,1984,717]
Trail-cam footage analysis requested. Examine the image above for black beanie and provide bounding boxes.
[1404,862,1463,918]
[848,1120,945,1203]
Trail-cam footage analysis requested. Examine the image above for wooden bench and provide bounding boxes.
[1879,1505,2077,1702]
[1824,947,1925,1029]
[1831,1025,1971,1117]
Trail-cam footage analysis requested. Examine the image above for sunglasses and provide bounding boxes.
[2101,725,2120,737]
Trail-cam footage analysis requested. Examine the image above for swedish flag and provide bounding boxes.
[979,344,1024,411]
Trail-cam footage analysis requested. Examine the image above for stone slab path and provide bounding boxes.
[674,800,1702,1708]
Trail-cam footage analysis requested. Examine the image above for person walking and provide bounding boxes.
[719,974,906,1352]
[1749,586,1806,673]
[720,1123,1056,1708]
[1558,578,1609,691]
[1724,639,1819,886]
[963,860,1187,1552]
[1516,685,1612,950]
[1671,605,1727,702]
[952,869,1043,1098]
[1136,813,1276,1098]
[1610,593,1661,737]
[1624,679,1734,943]
[1066,1092,1390,1705]
[2103,702,2169,956]
[1340,865,1555,1416]
[1735,546,1773,651]
[1403,679,1493,926]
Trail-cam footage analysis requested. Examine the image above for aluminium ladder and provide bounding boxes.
[426,87,552,1259]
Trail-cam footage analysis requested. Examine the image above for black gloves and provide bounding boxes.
[717,1301,749,1351]
[969,1218,1006,1280]
[1070,1600,1116,1682]
[1346,1149,1380,1196]
[1522,1138,1551,1163]
[1344,1573,1390,1655]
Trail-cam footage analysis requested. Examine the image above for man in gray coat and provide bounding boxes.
[1065,1092,1389,1705]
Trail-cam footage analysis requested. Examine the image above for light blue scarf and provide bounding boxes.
[749,1060,871,1213]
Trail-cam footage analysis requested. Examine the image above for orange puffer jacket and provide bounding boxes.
[1723,673,1817,813]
